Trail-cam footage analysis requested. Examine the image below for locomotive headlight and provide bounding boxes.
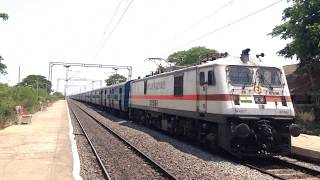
[254,95,266,104]
[231,123,250,138]
[289,124,301,137]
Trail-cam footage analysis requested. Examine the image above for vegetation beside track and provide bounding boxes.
[295,104,320,136]
[0,83,63,129]
[296,117,320,136]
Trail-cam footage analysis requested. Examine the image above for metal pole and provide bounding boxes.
[49,63,53,82]
[128,67,132,80]
[18,66,20,83]
[48,63,51,81]
[36,79,39,97]
[57,79,59,92]
[64,65,70,97]
[50,65,53,82]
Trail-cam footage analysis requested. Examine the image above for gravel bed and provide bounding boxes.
[71,103,164,179]
[69,106,104,180]
[73,101,275,180]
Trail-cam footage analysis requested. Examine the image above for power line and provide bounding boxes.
[90,0,124,58]
[172,0,234,40]
[163,0,284,56]
[92,0,135,61]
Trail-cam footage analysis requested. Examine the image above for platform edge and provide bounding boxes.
[66,101,83,180]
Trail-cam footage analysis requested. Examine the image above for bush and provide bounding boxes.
[0,83,62,126]
[0,84,15,119]
[11,86,38,112]
[295,104,320,136]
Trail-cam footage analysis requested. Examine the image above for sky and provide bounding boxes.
[0,0,295,95]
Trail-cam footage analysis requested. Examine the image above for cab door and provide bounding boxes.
[104,89,107,107]
[198,66,216,114]
[100,90,103,106]
[119,87,123,111]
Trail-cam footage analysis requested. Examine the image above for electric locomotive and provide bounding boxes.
[71,49,300,157]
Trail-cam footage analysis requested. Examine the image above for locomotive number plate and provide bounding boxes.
[149,100,158,107]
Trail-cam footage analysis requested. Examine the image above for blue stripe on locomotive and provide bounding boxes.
[124,81,131,110]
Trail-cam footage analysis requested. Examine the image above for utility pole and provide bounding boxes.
[113,68,118,75]
[64,65,70,98]
[18,66,21,83]
[36,78,39,97]
[56,79,60,92]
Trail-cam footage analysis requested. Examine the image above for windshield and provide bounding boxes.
[228,66,253,85]
[257,67,282,87]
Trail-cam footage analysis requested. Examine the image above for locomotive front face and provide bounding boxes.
[217,65,300,156]
[225,65,294,117]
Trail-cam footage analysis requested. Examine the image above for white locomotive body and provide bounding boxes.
[131,56,294,118]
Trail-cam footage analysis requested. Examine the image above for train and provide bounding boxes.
[70,49,301,157]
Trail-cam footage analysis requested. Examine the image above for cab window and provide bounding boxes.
[174,75,183,96]
[200,72,205,85]
[208,70,216,85]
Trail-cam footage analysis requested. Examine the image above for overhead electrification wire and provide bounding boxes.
[172,0,234,40]
[90,0,124,57]
[163,0,284,56]
[92,0,135,61]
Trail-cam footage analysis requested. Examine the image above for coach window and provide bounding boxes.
[174,75,183,96]
[208,70,216,85]
[108,89,111,98]
[144,80,147,95]
[200,72,205,85]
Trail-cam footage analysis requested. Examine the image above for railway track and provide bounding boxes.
[69,103,112,180]
[243,157,320,180]
[69,101,177,180]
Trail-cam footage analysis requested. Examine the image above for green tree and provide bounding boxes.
[0,13,8,21]
[167,46,217,65]
[0,13,8,75]
[52,92,63,97]
[0,84,15,119]
[270,0,320,89]
[18,75,52,93]
[105,74,127,86]
[0,56,7,75]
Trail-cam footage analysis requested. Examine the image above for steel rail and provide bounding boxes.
[288,153,320,165]
[69,103,112,180]
[242,162,286,180]
[242,157,320,180]
[70,100,177,180]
